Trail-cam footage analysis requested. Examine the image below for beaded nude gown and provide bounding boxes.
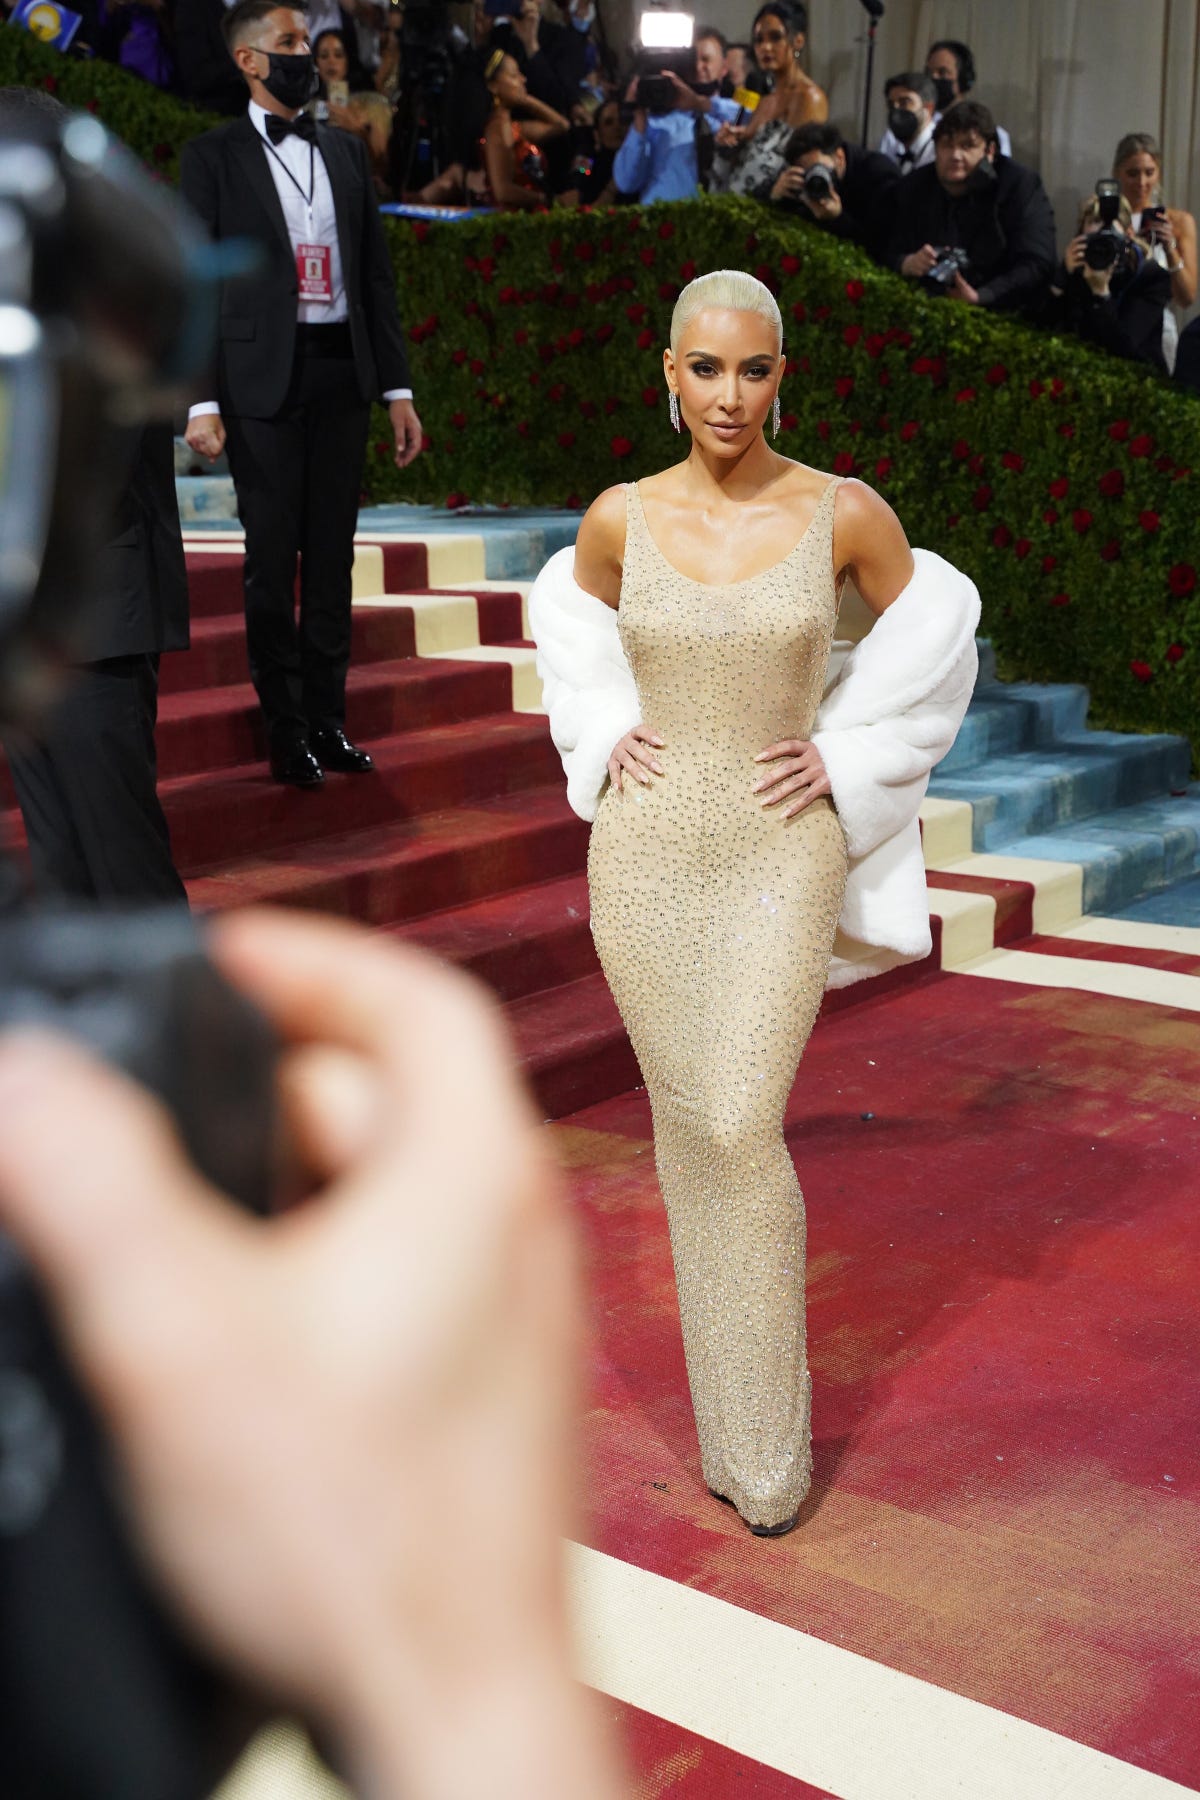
[588,476,848,1530]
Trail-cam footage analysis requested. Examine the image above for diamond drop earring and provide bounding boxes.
[668,389,681,432]
[772,392,781,438]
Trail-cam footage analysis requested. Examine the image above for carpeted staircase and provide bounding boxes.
[4,511,1198,1119]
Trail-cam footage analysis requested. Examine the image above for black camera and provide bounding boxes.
[634,73,677,112]
[0,109,281,1798]
[1083,177,1133,274]
[927,244,970,285]
[801,160,836,204]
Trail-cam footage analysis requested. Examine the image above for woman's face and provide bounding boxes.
[665,307,783,456]
[1116,151,1160,212]
[491,54,527,106]
[596,100,622,148]
[752,11,802,74]
[316,34,349,83]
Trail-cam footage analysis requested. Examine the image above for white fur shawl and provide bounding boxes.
[528,545,980,990]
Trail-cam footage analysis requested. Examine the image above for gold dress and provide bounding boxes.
[588,477,849,1529]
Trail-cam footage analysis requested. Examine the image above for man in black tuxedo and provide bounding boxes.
[181,0,422,786]
[3,424,189,902]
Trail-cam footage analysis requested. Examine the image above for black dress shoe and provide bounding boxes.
[270,741,324,787]
[309,726,374,773]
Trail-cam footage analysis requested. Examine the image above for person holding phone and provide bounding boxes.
[1113,132,1197,373]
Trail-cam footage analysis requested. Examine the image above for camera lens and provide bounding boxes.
[801,163,834,202]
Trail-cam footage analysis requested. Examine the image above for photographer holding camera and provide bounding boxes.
[613,61,740,204]
[1036,183,1171,372]
[886,100,1055,312]
[770,120,898,261]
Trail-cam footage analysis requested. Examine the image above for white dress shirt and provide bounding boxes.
[877,117,936,172]
[189,101,411,419]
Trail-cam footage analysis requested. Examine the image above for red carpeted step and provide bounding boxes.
[395,871,597,1001]
[505,969,642,1119]
[926,867,1035,944]
[163,605,418,695]
[475,590,524,645]
[185,783,590,922]
[157,656,515,780]
[184,540,430,620]
[166,714,563,873]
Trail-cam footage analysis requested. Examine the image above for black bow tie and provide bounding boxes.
[266,112,317,145]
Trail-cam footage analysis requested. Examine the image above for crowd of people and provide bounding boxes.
[7,0,1197,380]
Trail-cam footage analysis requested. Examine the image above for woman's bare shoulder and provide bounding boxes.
[573,484,628,607]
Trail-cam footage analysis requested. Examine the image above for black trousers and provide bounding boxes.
[3,653,186,904]
[223,331,371,745]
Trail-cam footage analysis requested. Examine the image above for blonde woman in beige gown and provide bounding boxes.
[573,271,917,1535]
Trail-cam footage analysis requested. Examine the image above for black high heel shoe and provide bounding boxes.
[708,1488,800,1538]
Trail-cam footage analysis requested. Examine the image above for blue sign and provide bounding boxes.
[11,0,83,51]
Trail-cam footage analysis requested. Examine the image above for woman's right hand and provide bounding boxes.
[715,122,745,149]
[607,724,665,793]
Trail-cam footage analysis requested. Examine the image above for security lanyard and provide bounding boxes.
[264,137,316,213]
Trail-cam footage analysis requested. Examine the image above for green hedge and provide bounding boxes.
[2,40,1198,744]
[0,26,218,177]
[382,199,1200,743]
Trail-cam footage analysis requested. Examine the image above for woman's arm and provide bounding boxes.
[1167,207,1198,308]
[572,484,626,608]
[483,112,544,210]
[516,94,571,144]
[832,478,915,616]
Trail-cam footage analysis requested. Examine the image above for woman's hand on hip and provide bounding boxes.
[753,738,831,818]
[607,724,664,793]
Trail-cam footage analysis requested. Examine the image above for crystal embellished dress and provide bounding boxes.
[587,477,849,1529]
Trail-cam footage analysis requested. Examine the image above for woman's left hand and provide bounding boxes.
[752,739,831,818]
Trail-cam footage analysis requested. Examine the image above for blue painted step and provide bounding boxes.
[1014,789,1200,913]
[1113,864,1200,927]
[938,680,1090,774]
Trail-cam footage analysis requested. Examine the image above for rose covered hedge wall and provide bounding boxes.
[2,39,1198,745]
[379,198,1200,745]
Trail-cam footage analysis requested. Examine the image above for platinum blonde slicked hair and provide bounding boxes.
[669,269,783,359]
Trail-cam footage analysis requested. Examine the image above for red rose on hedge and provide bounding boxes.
[1043,507,1059,525]
[900,420,920,441]
[1100,539,1122,562]
[579,399,598,419]
[1168,563,1197,597]
[603,396,619,415]
[1058,424,1076,439]
[843,324,863,347]
[610,435,633,457]
[637,328,654,350]
[780,412,797,431]
[951,438,971,460]
[1140,510,1161,532]
[1108,419,1130,441]
[642,387,658,408]
[781,253,801,275]
[833,451,856,475]
[972,484,992,511]
[639,247,656,266]
[1072,509,1093,533]
[1046,477,1069,499]
[816,420,831,440]
[574,241,595,261]
[679,258,697,281]
[1042,554,1057,573]
[1128,433,1154,457]
[1002,451,1025,471]
[567,327,586,347]
[445,491,469,509]
[985,364,1009,386]
[1049,593,1072,608]
[1098,468,1125,499]
[992,524,1012,549]
[1028,378,1045,397]
[1014,538,1032,560]
[1167,643,1185,663]
[834,376,855,399]
[955,388,977,403]
[1130,660,1154,681]
[450,411,467,430]
[845,279,865,302]
[626,302,648,322]
[557,430,577,450]
[594,323,614,344]
[865,332,886,358]
[657,219,675,239]
[791,300,808,322]
[875,457,893,479]
[548,382,566,402]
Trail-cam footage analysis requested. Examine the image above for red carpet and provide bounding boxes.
[558,965,1200,1788]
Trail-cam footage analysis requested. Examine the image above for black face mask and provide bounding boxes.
[931,75,957,111]
[258,49,319,110]
[888,106,920,144]
[692,78,720,97]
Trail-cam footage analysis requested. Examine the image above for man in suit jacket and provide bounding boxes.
[3,424,189,902]
[181,0,422,786]
[885,100,1055,312]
